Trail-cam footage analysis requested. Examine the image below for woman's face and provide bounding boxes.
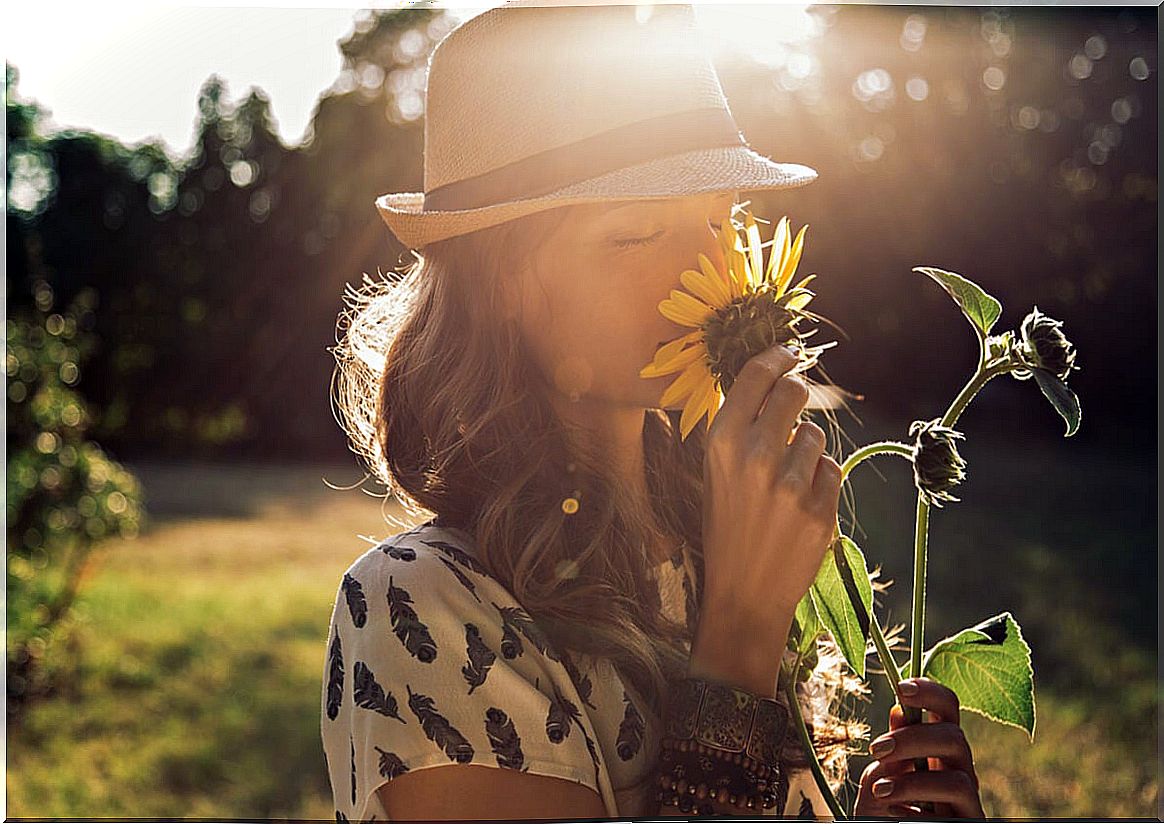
[508,191,736,412]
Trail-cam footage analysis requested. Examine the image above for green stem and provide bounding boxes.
[837,441,912,694]
[840,441,913,480]
[781,658,848,821]
[905,361,1011,750]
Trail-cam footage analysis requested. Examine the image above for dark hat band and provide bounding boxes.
[423,107,746,212]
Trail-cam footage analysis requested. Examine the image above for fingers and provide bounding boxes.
[864,769,984,818]
[867,722,976,776]
[892,678,961,726]
[712,345,799,435]
[780,418,825,486]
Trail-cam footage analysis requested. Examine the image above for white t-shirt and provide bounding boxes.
[320,520,832,820]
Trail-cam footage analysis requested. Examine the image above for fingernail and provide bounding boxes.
[869,737,895,759]
[872,778,894,798]
[898,679,919,696]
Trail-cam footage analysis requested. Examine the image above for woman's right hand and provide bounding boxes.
[688,344,843,694]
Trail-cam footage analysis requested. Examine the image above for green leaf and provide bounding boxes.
[810,535,873,677]
[793,592,823,657]
[921,612,1036,740]
[1032,368,1081,437]
[914,266,1003,339]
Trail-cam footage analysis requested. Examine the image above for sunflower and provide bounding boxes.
[640,211,833,440]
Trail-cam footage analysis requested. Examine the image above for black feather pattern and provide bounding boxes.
[495,604,560,661]
[544,688,578,744]
[341,573,368,628]
[421,539,489,575]
[326,632,344,721]
[798,790,815,819]
[353,661,406,723]
[462,622,496,695]
[349,734,357,806]
[616,689,645,761]
[386,575,438,663]
[545,686,600,786]
[379,542,417,562]
[560,651,597,711]
[484,707,526,770]
[439,557,481,602]
[335,810,348,823]
[372,745,410,780]
[496,611,524,660]
[406,684,475,763]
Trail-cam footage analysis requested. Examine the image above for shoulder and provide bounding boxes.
[341,521,495,604]
[331,521,521,653]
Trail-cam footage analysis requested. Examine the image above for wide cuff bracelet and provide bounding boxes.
[664,676,791,765]
[656,677,793,813]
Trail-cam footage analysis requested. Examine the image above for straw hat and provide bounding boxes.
[374,1,818,250]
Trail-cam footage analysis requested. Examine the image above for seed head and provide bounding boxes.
[1013,306,1077,382]
[909,418,967,508]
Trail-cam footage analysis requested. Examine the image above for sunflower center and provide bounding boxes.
[702,286,803,394]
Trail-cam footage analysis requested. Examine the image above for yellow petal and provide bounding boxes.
[643,330,703,374]
[696,254,732,307]
[744,213,763,286]
[680,269,727,310]
[659,291,714,327]
[640,340,705,377]
[788,290,815,311]
[679,374,716,440]
[660,358,709,408]
[776,224,808,294]
[703,381,721,428]
[767,217,790,284]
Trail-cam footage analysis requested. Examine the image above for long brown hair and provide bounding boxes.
[331,204,871,792]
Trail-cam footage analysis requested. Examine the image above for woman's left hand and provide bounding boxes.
[853,677,986,819]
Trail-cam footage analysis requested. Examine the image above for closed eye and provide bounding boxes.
[612,230,664,249]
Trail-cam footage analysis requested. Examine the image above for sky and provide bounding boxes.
[3,2,827,160]
[5,6,398,158]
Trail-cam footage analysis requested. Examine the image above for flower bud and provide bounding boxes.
[909,418,967,508]
[1014,306,1077,381]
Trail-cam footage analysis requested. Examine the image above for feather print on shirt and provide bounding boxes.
[325,632,344,721]
[484,707,526,770]
[559,650,597,711]
[438,557,482,603]
[491,602,598,711]
[797,790,816,818]
[352,661,406,723]
[545,685,601,788]
[406,684,475,763]
[421,539,489,575]
[386,575,438,663]
[462,622,496,695]
[372,745,410,780]
[349,734,356,806]
[341,573,368,628]
[616,689,645,761]
[378,542,417,562]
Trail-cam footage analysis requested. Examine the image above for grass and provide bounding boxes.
[7,452,1158,819]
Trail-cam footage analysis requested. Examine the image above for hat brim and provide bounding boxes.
[375,145,818,250]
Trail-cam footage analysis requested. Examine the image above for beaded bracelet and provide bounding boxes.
[655,677,791,814]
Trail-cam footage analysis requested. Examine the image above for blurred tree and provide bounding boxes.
[6,273,145,718]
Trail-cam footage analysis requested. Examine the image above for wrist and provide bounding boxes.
[687,601,795,698]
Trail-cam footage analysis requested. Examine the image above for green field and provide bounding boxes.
[7,456,1158,818]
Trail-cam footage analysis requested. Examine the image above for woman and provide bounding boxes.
[323,2,986,820]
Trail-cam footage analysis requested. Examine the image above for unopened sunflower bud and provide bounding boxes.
[909,418,967,508]
[1012,306,1077,381]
